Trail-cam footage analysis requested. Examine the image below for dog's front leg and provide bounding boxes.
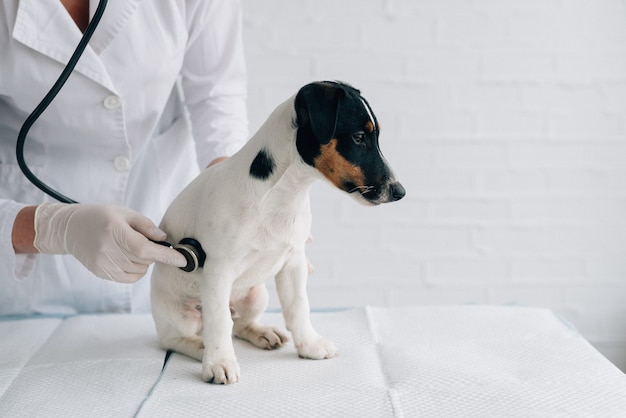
[200,272,240,384]
[275,253,338,360]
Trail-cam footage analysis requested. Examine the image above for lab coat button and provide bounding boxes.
[113,156,130,171]
[103,95,122,110]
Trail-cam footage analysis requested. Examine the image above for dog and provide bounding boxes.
[151,81,405,384]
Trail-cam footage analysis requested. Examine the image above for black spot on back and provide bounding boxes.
[249,148,275,180]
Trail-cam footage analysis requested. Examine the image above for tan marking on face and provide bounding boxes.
[365,121,374,133]
[314,139,366,189]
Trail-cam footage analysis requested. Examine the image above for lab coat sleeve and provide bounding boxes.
[0,199,37,280]
[181,0,249,167]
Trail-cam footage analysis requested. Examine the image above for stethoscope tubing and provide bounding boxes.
[16,0,108,204]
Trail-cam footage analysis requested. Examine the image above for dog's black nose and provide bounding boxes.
[389,182,406,201]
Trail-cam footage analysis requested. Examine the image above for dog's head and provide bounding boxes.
[295,81,405,205]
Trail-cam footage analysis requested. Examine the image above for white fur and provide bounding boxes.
[151,96,338,384]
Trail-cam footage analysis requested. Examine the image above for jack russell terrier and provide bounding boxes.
[151,81,405,384]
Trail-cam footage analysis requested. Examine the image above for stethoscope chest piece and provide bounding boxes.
[173,237,206,273]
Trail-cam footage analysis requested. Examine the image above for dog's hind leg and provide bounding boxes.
[160,334,204,361]
[154,299,205,361]
[232,284,289,350]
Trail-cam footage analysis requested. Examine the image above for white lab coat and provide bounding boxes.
[0,0,248,315]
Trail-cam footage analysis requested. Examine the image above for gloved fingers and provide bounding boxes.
[143,242,188,268]
[104,268,148,284]
[117,262,150,283]
[121,259,151,275]
[85,252,150,283]
[113,272,146,284]
[125,210,168,242]
[126,215,188,268]
[124,231,187,268]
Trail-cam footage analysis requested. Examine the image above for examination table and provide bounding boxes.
[1,306,625,417]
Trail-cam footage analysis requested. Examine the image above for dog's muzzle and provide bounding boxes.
[359,181,406,205]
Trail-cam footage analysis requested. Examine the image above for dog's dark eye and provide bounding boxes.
[352,132,366,145]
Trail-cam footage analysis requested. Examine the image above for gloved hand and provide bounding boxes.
[33,203,187,283]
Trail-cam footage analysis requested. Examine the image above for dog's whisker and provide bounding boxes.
[349,185,375,195]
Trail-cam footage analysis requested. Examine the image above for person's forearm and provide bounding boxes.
[12,206,38,254]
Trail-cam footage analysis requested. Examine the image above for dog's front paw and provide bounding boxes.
[296,337,338,360]
[202,357,240,384]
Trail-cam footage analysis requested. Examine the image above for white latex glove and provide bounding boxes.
[34,203,187,283]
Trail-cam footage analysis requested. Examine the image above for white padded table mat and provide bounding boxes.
[1,306,625,417]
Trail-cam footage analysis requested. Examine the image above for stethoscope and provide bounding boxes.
[15,0,205,273]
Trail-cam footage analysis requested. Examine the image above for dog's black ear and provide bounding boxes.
[295,82,344,144]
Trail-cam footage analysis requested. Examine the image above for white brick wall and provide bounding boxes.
[241,0,626,371]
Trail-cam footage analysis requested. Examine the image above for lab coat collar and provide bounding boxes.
[12,0,141,92]
[87,0,141,55]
